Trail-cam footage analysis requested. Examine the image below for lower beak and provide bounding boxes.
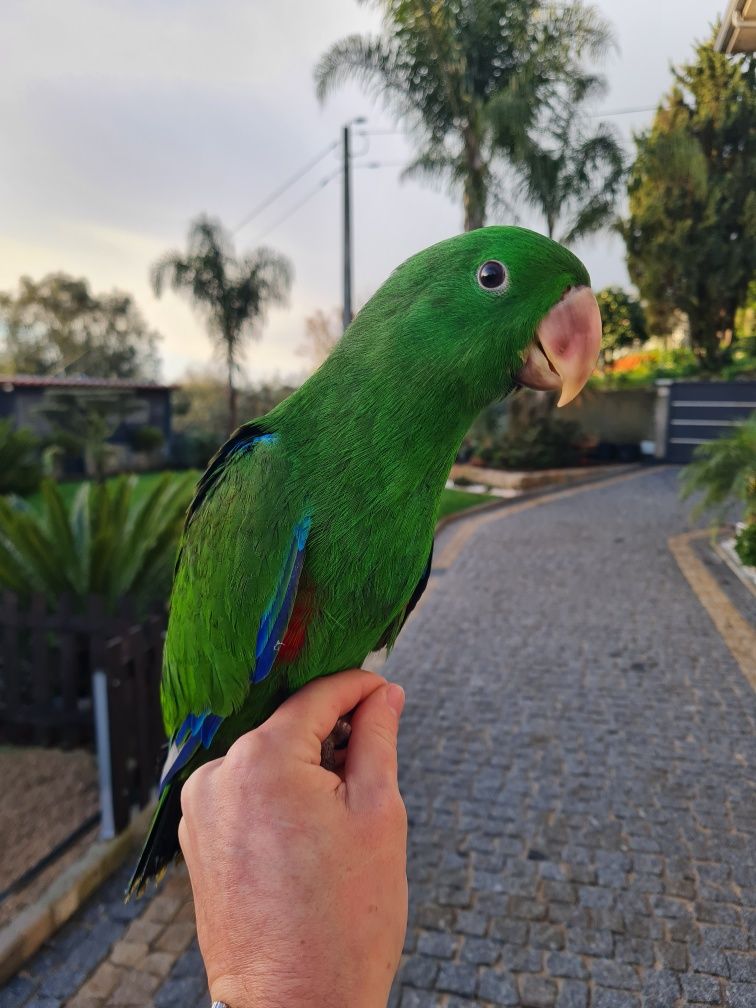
[515,286,602,407]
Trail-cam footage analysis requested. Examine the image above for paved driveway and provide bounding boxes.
[3,467,754,1008]
[389,467,756,1008]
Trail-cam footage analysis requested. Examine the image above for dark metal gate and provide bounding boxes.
[657,380,756,463]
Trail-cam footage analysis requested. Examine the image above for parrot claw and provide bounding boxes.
[320,717,352,772]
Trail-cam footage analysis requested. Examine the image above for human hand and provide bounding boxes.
[178,669,408,1008]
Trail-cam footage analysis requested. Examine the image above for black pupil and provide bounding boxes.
[479,261,505,289]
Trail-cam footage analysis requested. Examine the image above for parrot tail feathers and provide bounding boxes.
[125,782,183,901]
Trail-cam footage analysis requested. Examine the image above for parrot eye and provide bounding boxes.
[477,260,508,292]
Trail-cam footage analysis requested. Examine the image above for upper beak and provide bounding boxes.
[515,286,602,407]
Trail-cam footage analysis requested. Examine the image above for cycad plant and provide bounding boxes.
[0,473,196,613]
[680,413,756,565]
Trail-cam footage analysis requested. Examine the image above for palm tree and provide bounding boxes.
[512,118,625,244]
[152,216,292,433]
[315,0,615,231]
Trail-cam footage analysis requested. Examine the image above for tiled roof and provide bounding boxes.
[0,374,174,392]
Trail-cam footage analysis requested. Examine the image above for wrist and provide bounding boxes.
[210,975,390,1008]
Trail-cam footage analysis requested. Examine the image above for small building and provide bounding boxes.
[0,374,174,476]
[715,0,756,53]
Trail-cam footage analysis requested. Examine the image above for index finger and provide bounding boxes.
[268,668,387,764]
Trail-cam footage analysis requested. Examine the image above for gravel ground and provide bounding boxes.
[0,747,98,926]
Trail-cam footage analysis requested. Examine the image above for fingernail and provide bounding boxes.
[387,683,405,716]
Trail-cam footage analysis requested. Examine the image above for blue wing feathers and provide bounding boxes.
[252,546,306,684]
[254,514,310,660]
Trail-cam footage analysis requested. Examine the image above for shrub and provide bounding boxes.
[680,413,756,523]
[478,416,583,470]
[0,421,42,495]
[130,425,165,453]
[680,413,756,567]
[0,472,196,613]
[735,523,756,566]
[170,429,221,470]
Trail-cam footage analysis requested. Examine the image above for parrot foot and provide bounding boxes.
[320,717,352,772]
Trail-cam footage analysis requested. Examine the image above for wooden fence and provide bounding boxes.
[0,593,166,835]
[101,616,166,833]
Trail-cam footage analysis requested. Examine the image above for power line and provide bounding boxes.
[252,161,407,241]
[355,160,407,169]
[233,140,340,234]
[253,166,343,241]
[590,104,657,118]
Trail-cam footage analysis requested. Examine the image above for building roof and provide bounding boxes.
[0,374,174,392]
[715,0,756,53]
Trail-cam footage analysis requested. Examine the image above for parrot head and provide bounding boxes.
[348,225,602,415]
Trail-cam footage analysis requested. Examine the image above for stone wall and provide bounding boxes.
[556,387,656,444]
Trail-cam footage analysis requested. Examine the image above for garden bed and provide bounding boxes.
[715,535,756,598]
[0,747,98,927]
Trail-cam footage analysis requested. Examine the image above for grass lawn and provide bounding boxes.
[26,472,493,522]
[437,487,496,520]
[24,470,201,511]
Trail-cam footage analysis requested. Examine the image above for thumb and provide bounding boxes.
[344,682,405,809]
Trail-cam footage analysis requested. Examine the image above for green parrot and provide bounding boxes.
[127,226,601,896]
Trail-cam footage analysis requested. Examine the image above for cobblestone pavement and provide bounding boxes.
[2,467,755,1008]
[388,468,756,1008]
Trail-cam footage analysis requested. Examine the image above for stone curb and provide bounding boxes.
[0,803,155,987]
[436,464,642,536]
[669,528,756,691]
[450,460,634,490]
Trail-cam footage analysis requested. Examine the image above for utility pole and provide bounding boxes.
[342,123,353,333]
[342,117,366,333]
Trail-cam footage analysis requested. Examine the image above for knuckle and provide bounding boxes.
[370,786,407,828]
[224,730,264,768]
[177,815,189,853]
[388,791,408,829]
[179,766,203,816]
[250,718,278,750]
[369,720,398,755]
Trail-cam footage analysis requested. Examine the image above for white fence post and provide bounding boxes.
[92,668,116,841]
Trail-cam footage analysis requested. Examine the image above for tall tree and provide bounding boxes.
[151,216,292,433]
[297,307,342,372]
[621,33,756,370]
[596,286,647,365]
[315,0,615,231]
[0,273,160,379]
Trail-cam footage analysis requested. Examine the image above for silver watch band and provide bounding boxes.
[211,1002,229,1008]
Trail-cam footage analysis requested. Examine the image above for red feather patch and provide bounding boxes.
[278,588,313,661]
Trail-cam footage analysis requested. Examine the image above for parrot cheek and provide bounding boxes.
[516,286,602,407]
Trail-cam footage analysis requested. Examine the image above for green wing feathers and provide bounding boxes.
[161,435,304,735]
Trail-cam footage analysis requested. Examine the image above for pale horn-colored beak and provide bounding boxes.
[515,286,602,407]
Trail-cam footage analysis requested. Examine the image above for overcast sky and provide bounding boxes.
[0,0,722,384]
